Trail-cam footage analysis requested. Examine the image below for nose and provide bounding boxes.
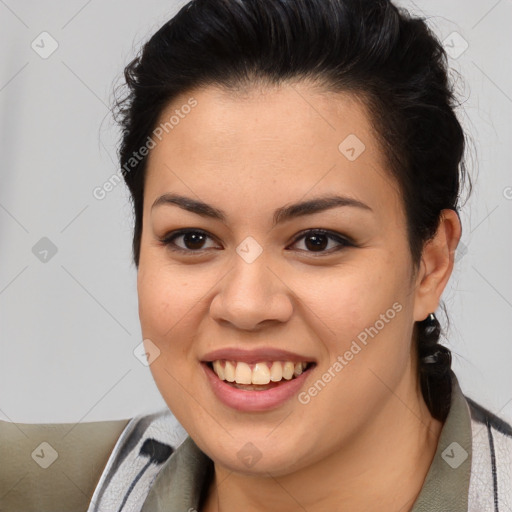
[209,249,294,331]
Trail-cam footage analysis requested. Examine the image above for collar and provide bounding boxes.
[141,370,472,512]
[410,370,472,511]
[140,434,212,511]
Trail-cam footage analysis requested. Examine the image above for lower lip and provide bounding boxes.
[202,363,313,412]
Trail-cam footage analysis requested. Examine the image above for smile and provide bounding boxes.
[209,360,313,388]
[202,359,316,411]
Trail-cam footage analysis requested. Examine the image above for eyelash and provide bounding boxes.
[159,228,354,256]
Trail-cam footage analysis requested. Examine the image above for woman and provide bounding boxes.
[89,0,512,510]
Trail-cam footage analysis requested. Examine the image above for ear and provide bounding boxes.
[413,209,462,322]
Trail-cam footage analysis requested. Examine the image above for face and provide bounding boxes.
[137,82,421,476]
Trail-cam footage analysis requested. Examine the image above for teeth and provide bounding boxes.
[283,362,295,380]
[252,363,270,385]
[211,360,309,384]
[270,361,282,382]
[224,361,236,382]
[235,362,252,384]
[212,360,225,380]
[293,362,304,377]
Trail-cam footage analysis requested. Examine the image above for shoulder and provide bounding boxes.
[88,395,512,512]
[86,407,188,512]
[465,396,512,512]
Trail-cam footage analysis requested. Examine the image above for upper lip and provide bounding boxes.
[201,348,316,364]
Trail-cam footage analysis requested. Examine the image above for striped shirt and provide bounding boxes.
[86,370,512,512]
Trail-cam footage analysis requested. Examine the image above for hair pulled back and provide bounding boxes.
[113,0,472,422]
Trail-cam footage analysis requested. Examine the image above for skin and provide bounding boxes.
[137,81,462,512]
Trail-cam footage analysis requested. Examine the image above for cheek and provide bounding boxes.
[299,259,403,337]
[303,256,412,385]
[137,263,200,340]
[137,265,204,416]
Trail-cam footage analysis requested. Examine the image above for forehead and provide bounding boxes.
[144,82,403,224]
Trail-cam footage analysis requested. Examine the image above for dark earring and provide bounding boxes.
[423,312,437,336]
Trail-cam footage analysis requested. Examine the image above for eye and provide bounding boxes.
[160,229,220,254]
[288,229,353,255]
[159,228,353,255]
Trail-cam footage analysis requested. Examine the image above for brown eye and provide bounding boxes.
[160,228,353,256]
[161,229,219,253]
[289,229,353,254]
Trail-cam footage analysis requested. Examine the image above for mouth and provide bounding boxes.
[205,360,316,391]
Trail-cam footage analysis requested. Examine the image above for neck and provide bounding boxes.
[202,368,444,512]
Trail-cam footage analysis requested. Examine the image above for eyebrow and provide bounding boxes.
[151,193,373,227]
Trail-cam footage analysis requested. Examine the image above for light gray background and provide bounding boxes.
[0,0,511,424]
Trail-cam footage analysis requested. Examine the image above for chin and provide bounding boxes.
[197,429,314,476]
